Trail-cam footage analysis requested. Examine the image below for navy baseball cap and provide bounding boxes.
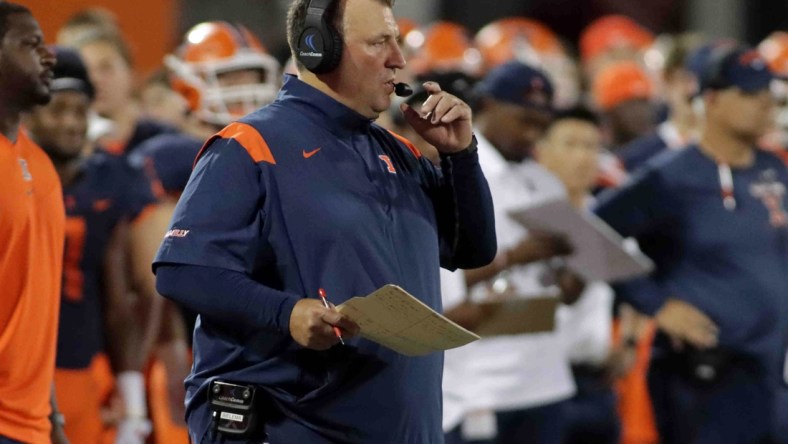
[51,46,95,100]
[685,39,737,81]
[699,45,775,93]
[473,61,554,111]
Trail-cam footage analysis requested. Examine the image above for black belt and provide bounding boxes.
[655,346,761,386]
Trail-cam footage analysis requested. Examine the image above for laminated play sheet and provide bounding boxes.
[336,285,480,356]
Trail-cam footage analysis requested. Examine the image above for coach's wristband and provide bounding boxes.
[440,134,478,158]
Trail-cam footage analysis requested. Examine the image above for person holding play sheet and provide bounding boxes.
[442,61,580,444]
[153,0,496,442]
[535,106,636,444]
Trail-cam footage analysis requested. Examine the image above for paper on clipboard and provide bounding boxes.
[336,285,480,356]
[472,296,559,337]
[509,199,654,283]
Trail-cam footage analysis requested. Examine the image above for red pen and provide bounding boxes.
[318,288,345,345]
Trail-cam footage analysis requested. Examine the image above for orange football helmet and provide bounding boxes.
[579,15,655,64]
[758,31,788,77]
[403,21,482,78]
[166,21,281,126]
[758,32,788,152]
[592,61,654,111]
[474,17,564,72]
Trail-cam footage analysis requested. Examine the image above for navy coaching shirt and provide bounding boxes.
[595,145,788,379]
[617,132,668,172]
[154,76,495,443]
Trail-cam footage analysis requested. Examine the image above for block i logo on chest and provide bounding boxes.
[749,169,788,228]
[378,155,397,174]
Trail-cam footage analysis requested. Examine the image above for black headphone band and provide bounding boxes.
[307,0,334,15]
[304,0,331,34]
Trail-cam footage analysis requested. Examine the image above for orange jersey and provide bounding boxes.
[54,354,116,444]
[0,129,65,443]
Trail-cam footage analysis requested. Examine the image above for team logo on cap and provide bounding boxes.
[523,77,550,108]
[739,50,767,71]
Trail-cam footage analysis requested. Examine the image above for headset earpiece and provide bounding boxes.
[296,0,343,74]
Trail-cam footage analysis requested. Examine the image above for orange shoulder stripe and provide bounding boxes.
[195,122,277,167]
[217,122,276,164]
[386,130,422,159]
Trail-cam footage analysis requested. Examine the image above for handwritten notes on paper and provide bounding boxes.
[336,285,480,356]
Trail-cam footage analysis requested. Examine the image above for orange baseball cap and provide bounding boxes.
[592,61,654,110]
[580,15,655,63]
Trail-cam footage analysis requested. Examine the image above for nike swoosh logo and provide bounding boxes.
[303,148,321,158]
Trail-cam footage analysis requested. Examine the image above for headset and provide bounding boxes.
[295,0,343,74]
[295,0,413,97]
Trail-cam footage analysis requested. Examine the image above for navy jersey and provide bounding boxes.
[617,131,668,172]
[131,132,202,196]
[103,118,177,157]
[595,146,788,377]
[154,75,495,443]
[56,151,157,369]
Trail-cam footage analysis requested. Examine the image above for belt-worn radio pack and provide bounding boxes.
[208,380,268,440]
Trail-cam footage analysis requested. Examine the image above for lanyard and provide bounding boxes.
[718,163,736,211]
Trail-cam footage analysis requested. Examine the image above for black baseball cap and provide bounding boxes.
[50,45,95,100]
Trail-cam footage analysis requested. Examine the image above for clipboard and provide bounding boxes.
[472,296,559,337]
[509,199,654,282]
[336,285,480,356]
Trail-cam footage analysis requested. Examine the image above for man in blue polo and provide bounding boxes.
[595,45,787,443]
[616,39,737,173]
[153,0,497,442]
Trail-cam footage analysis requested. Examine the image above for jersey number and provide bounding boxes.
[63,217,87,302]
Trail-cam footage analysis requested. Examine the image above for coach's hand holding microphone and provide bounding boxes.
[398,80,477,155]
[295,0,475,157]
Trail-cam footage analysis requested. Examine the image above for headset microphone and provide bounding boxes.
[394,82,413,97]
